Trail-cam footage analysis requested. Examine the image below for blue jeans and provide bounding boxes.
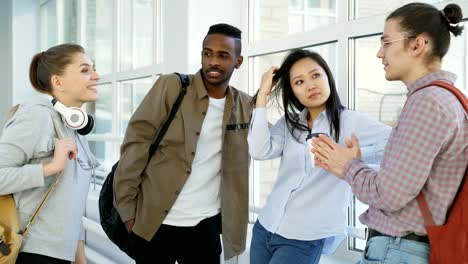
[250,221,325,264]
[359,236,430,264]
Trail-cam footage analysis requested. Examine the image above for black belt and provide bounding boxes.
[367,229,429,244]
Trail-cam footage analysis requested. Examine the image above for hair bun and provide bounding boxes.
[442,4,464,36]
[442,4,463,24]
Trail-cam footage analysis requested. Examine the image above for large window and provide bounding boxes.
[39,0,162,184]
[354,35,407,127]
[39,1,58,50]
[40,0,79,51]
[119,0,155,70]
[119,77,154,136]
[352,0,443,19]
[83,0,114,75]
[252,0,337,41]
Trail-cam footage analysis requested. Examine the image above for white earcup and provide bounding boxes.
[53,100,88,129]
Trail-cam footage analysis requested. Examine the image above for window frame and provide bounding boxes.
[38,0,163,184]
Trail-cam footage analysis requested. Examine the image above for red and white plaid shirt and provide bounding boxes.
[344,70,468,236]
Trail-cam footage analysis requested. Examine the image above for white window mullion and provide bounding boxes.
[56,0,64,44]
[112,0,121,162]
[154,0,161,64]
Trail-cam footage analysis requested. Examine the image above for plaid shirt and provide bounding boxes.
[344,70,468,236]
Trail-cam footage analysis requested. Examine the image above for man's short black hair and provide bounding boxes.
[207,23,242,39]
[205,23,242,55]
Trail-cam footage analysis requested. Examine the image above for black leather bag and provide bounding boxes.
[98,73,190,258]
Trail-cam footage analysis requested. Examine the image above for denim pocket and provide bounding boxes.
[361,239,383,264]
[361,249,383,264]
[384,247,429,264]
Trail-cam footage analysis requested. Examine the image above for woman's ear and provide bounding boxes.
[50,75,64,92]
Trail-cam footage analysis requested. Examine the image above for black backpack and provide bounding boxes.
[98,73,190,258]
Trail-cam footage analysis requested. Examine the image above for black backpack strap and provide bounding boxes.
[175,72,190,87]
[147,73,189,160]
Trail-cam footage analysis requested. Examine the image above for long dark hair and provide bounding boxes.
[387,3,463,62]
[253,49,345,142]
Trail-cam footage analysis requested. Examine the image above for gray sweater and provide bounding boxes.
[0,96,100,261]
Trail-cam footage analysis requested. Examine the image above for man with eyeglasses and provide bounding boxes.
[311,3,467,264]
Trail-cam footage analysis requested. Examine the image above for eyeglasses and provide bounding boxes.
[380,36,428,49]
[380,37,410,48]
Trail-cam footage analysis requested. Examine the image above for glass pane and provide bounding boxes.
[85,83,113,134]
[353,0,442,19]
[353,36,400,250]
[253,0,337,41]
[62,0,78,43]
[354,32,466,127]
[353,196,367,250]
[88,141,117,184]
[88,141,113,165]
[120,0,154,71]
[251,43,337,207]
[355,36,406,127]
[120,77,154,136]
[40,0,57,50]
[84,0,113,75]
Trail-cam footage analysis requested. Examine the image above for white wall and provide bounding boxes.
[0,0,13,126]
[161,0,190,74]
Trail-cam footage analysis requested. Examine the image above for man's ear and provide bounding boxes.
[411,36,428,57]
[235,55,244,69]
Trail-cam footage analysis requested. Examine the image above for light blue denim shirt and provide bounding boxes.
[248,108,391,254]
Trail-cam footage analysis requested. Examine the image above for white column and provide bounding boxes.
[12,0,41,105]
[0,0,13,130]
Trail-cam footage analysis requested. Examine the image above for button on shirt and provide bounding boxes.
[248,108,391,253]
[344,71,468,236]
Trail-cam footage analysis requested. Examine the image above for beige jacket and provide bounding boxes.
[114,71,252,259]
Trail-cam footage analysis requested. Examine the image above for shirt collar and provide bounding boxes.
[194,70,234,101]
[193,70,208,99]
[298,107,328,124]
[407,70,457,94]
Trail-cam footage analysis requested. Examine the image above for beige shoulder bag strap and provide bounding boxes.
[21,115,64,237]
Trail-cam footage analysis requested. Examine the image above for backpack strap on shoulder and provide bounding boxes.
[414,81,468,227]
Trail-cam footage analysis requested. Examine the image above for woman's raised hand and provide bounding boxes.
[256,66,279,107]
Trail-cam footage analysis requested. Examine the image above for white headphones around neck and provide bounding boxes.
[51,98,94,135]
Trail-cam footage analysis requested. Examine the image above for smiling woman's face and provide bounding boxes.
[54,52,100,106]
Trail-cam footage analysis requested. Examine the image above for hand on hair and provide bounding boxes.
[43,138,78,177]
[256,66,279,108]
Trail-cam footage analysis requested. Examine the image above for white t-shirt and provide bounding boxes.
[163,97,226,226]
